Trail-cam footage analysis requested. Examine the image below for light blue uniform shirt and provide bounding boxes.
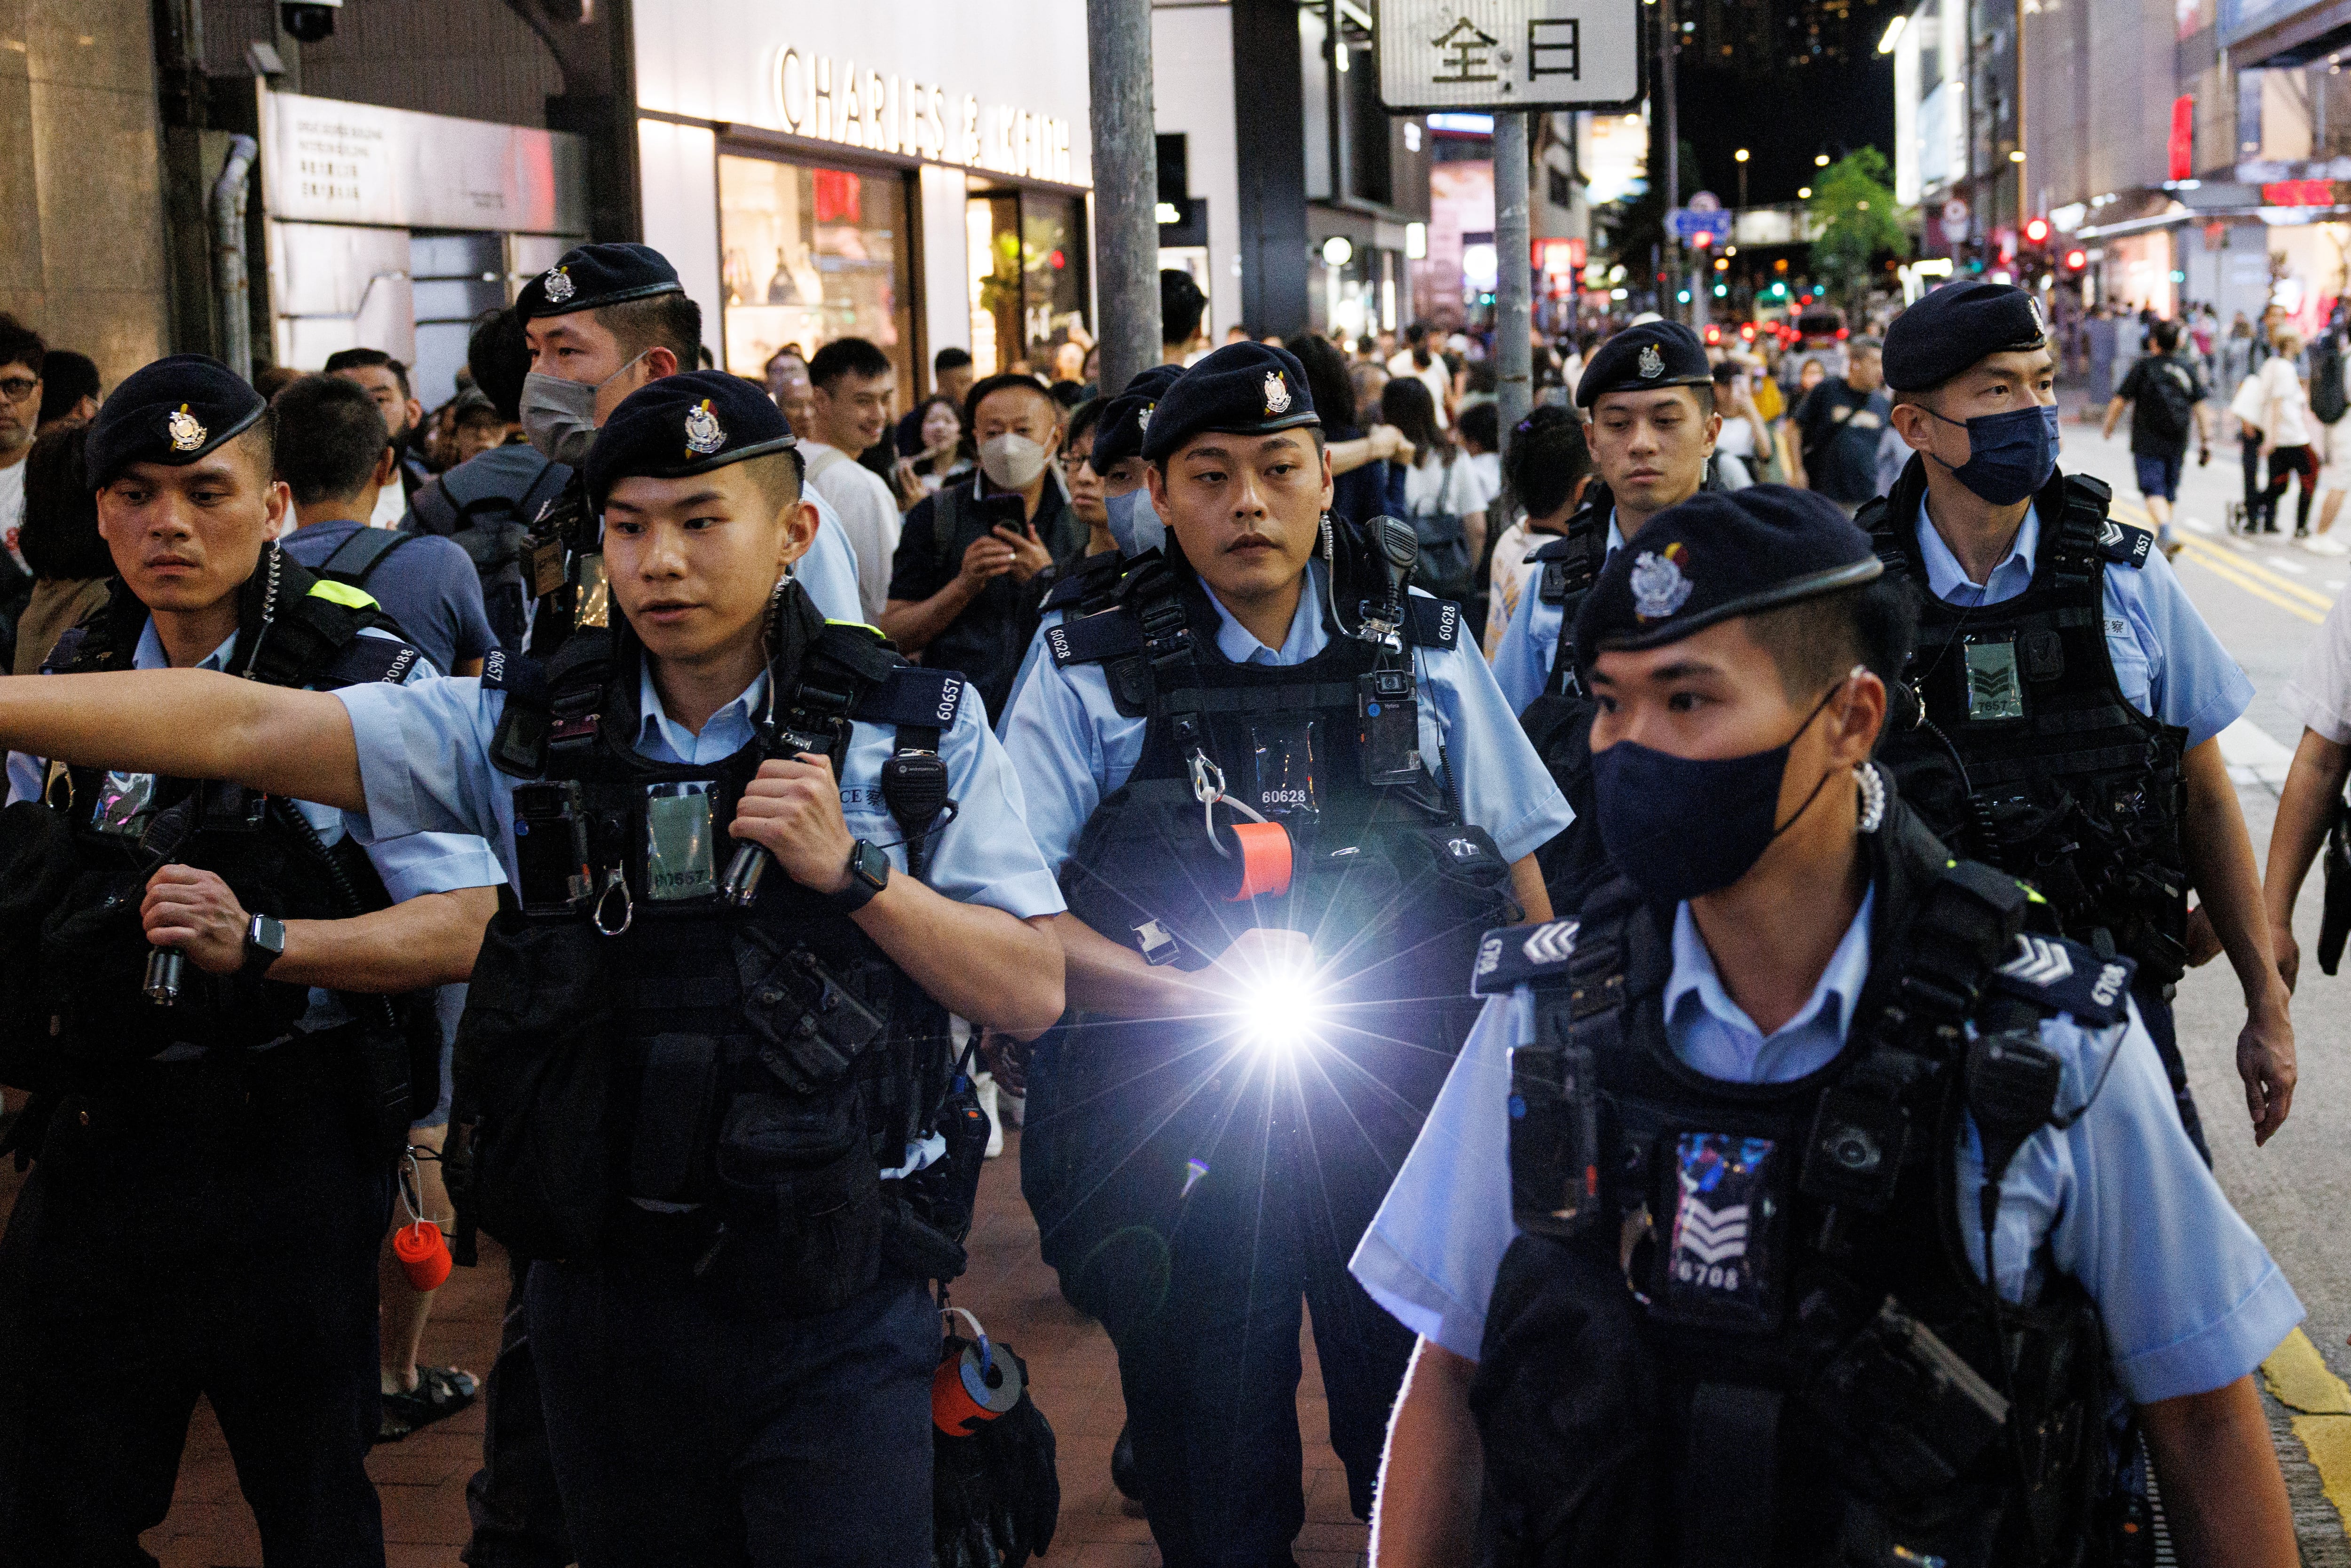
[6,621,508,1036]
[1911,498,2252,750]
[1491,513,1626,713]
[332,653,1066,922]
[1348,891,2304,1405]
[1000,560,1576,871]
[795,489,867,627]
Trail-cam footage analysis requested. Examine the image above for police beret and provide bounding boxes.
[584,371,798,507]
[1882,281,2050,393]
[517,243,684,320]
[86,355,267,490]
[1090,364,1185,469]
[1139,341,1319,462]
[1574,321,1712,409]
[1572,485,1882,665]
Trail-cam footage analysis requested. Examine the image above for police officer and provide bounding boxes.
[1489,321,1720,909]
[999,342,1571,1564]
[0,356,507,1563]
[1353,487,2302,1567]
[0,371,1069,1563]
[511,242,864,647]
[1866,281,2295,1154]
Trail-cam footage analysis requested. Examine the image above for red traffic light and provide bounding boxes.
[2023,217,2051,245]
[2064,248,2087,270]
[1692,229,1713,249]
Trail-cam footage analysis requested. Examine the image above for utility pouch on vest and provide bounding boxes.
[643,781,718,902]
[1653,1131,1786,1329]
[714,1090,885,1316]
[1509,1042,1600,1237]
[628,1032,722,1202]
[1805,1298,2010,1501]
[197,780,267,834]
[513,781,593,915]
[1357,670,1422,786]
[738,934,887,1094]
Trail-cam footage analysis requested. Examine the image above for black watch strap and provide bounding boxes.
[825,839,890,914]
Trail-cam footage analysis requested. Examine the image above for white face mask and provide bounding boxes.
[979,432,1049,490]
[519,351,649,466]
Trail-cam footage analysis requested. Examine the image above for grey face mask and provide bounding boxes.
[979,432,1050,490]
[520,351,647,466]
[1105,487,1165,556]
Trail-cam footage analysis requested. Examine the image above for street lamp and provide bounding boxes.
[1815,153,1830,167]
[1734,147,1749,210]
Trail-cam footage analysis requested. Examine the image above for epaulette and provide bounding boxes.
[39,624,91,675]
[485,634,606,779]
[853,665,966,730]
[1041,549,1128,611]
[1404,595,1462,650]
[1045,606,1142,667]
[1527,536,1574,564]
[316,632,421,690]
[2095,517,2154,569]
[1988,933,2136,1027]
[1471,918,1581,995]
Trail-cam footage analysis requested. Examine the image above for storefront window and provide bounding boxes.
[965,184,1090,378]
[719,152,913,391]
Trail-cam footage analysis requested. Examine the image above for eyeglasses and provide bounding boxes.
[1060,450,1093,474]
[0,378,37,403]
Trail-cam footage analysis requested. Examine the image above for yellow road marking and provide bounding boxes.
[2111,496,2337,611]
[2171,544,2327,624]
[2264,1328,2351,1532]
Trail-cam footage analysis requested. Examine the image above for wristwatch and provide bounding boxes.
[826,839,891,914]
[242,913,287,978]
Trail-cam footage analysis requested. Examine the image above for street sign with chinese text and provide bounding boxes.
[1670,208,1733,243]
[1374,0,1643,111]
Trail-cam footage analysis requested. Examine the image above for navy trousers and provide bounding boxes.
[0,1057,387,1567]
[527,1216,936,1568]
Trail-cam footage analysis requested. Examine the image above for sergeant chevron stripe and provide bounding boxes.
[1521,921,1578,965]
[1998,934,2074,987]
[1676,1201,1750,1266]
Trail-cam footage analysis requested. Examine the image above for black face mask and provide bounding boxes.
[1590,674,1854,906]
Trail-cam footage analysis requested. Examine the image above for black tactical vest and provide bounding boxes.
[1474,804,2130,1568]
[1863,457,2189,985]
[10,546,426,1100]
[453,585,975,1309]
[1518,486,1617,912]
[1045,519,1515,1118]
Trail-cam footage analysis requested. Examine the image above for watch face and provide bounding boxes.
[854,840,891,890]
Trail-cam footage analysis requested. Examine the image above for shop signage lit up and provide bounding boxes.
[772,48,1074,183]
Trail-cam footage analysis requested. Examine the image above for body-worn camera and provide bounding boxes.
[1357,670,1422,787]
[1508,1041,1601,1237]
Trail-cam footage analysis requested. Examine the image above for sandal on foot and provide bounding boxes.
[378,1365,479,1442]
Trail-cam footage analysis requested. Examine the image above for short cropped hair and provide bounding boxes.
[20,425,111,580]
[809,337,894,390]
[1744,575,1918,716]
[935,346,974,372]
[740,448,805,513]
[598,292,703,366]
[270,374,389,505]
[36,351,100,425]
[323,347,410,399]
[468,307,533,422]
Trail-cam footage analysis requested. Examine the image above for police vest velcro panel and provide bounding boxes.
[1479,806,2113,1567]
[1041,548,1128,613]
[455,585,971,1301]
[1867,458,2189,983]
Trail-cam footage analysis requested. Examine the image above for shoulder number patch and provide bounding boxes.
[1473,919,1580,994]
[1990,933,2135,1026]
[2095,518,2154,570]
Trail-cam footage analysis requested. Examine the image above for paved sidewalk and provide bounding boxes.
[0,1128,1370,1567]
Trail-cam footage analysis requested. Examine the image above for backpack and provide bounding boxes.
[1407,453,1476,604]
[2314,334,2348,426]
[405,451,570,647]
[2138,356,2198,444]
[314,526,415,591]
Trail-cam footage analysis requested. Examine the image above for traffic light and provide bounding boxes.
[2019,217,2054,282]
[2023,216,2051,246]
[2064,248,2088,272]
